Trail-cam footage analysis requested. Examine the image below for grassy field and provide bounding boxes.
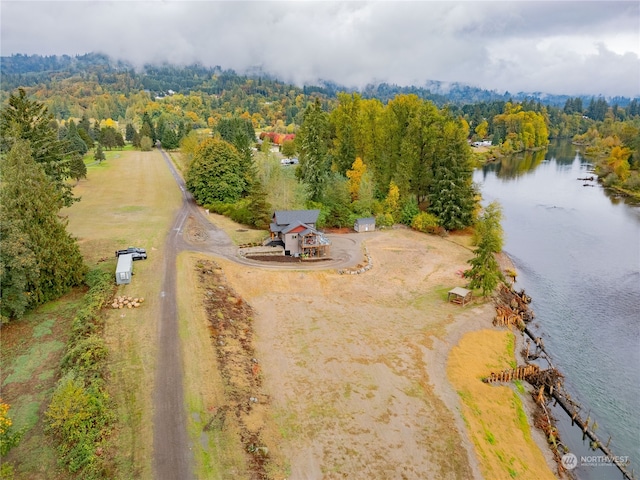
[66,148,182,478]
[177,252,251,479]
[1,292,85,479]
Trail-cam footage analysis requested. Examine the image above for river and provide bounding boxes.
[473,141,640,480]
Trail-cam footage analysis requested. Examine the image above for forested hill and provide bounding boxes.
[2,53,635,111]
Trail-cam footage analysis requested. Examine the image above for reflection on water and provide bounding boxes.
[474,140,640,480]
[547,138,579,161]
[480,148,547,179]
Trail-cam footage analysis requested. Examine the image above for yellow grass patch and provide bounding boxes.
[447,329,556,480]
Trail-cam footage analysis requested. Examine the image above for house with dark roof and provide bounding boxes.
[269,210,331,258]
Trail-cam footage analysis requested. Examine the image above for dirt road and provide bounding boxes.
[152,150,196,480]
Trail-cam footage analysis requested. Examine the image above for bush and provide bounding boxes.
[411,212,440,234]
[45,372,112,475]
[140,136,153,151]
[45,269,115,478]
[603,173,619,187]
[61,335,109,380]
[376,213,394,228]
[399,198,419,226]
[622,172,640,191]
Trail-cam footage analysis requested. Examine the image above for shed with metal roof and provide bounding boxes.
[447,287,472,306]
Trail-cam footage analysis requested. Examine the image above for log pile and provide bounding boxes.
[111,295,145,309]
[493,304,526,330]
[493,284,535,330]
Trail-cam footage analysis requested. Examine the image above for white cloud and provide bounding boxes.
[1,1,638,97]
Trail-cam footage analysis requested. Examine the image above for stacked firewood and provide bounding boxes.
[111,295,145,309]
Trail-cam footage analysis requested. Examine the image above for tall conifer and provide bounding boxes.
[0,141,86,321]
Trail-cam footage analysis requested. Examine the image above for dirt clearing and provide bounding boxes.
[210,228,487,479]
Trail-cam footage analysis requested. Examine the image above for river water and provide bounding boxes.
[473,141,640,480]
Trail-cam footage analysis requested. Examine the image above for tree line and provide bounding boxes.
[0,90,86,322]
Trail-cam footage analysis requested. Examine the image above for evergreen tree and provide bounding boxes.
[427,118,476,231]
[160,129,180,150]
[92,120,101,141]
[78,113,92,136]
[69,153,87,180]
[155,117,166,144]
[99,126,124,150]
[66,120,88,155]
[0,140,86,321]
[586,97,608,121]
[245,180,272,229]
[141,112,156,142]
[132,131,142,148]
[0,88,75,206]
[296,98,330,201]
[77,126,94,149]
[94,144,106,163]
[125,123,137,142]
[465,201,504,296]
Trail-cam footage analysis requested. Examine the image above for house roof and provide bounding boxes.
[355,217,376,224]
[272,210,320,227]
[281,221,308,234]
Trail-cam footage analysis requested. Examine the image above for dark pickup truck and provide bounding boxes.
[115,247,147,260]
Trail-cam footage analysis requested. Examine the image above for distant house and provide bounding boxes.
[354,217,376,233]
[269,210,330,258]
[115,254,133,285]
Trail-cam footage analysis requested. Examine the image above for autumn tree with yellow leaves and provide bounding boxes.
[346,157,367,201]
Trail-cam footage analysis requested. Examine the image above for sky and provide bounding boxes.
[2,1,639,98]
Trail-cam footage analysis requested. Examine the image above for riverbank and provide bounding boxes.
[441,252,559,479]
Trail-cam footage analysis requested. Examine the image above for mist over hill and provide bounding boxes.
[2,52,636,108]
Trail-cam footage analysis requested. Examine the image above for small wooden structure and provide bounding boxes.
[115,254,133,285]
[354,217,376,233]
[447,287,472,306]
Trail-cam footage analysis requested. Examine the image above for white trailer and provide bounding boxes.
[115,253,133,285]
